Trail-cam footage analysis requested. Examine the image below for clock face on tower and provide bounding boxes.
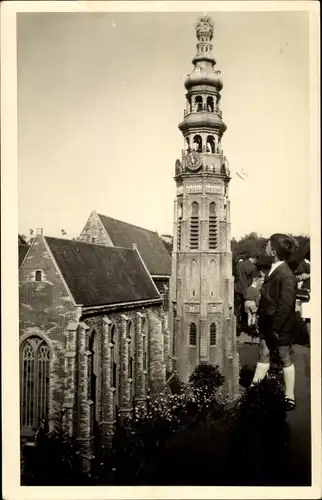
[186,151,202,171]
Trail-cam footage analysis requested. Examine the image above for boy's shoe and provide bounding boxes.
[284,397,296,411]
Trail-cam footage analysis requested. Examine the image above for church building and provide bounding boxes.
[19,233,171,451]
[169,16,239,399]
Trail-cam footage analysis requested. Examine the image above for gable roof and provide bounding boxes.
[97,214,171,277]
[45,237,161,308]
[19,244,29,268]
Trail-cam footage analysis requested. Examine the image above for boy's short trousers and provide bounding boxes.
[244,300,257,314]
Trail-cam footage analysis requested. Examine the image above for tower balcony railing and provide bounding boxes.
[181,146,224,156]
[183,106,223,119]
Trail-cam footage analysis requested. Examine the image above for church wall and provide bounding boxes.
[78,211,113,246]
[19,236,80,438]
[19,236,78,344]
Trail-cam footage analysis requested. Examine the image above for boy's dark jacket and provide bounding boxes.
[258,262,297,334]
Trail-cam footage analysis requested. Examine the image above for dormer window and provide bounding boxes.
[91,237,96,244]
[35,270,42,282]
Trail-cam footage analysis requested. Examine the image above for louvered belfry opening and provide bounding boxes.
[209,202,218,249]
[190,202,199,249]
[20,336,50,431]
[189,323,197,346]
[178,221,182,250]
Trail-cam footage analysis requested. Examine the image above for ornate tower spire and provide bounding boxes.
[169,17,239,401]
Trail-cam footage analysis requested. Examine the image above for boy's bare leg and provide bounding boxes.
[251,339,270,384]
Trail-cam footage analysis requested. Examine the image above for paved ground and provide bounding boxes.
[237,337,311,486]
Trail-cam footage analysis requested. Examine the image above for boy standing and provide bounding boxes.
[251,234,298,411]
[244,275,261,327]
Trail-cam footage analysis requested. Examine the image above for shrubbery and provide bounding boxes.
[21,363,291,486]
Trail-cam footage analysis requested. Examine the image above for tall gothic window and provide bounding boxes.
[189,323,197,346]
[209,202,218,249]
[142,318,149,395]
[20,336,50,431]
[127,321,135,402]
[88,330,99,425]
[190,202,199,250]
[189,260,198,299]
[210,323,217,346]
[110,325,119,418]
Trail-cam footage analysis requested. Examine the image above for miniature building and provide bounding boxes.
[78,211,171,309]
[169,16,239,399]
[19,235,171,451]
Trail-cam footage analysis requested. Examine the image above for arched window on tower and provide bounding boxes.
[193,135,202,153]
[210,323,217,346]
[127,321,135,403]
[207,96,214,112]
[194,96,203,112]
[206,135,216,153]
[209,202,218,249]
[189,259,198,299]
[189,323,197,346]
[20,336,50,432]
[190,202,199,250]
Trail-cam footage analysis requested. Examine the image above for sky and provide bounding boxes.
[17,10,310,240]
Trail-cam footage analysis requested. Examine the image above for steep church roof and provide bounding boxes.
[45,237,161,308]
[97,214,171,277]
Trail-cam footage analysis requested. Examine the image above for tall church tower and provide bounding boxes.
[169,16,239,400]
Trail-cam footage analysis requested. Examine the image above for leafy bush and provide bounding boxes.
[189,362,225,397]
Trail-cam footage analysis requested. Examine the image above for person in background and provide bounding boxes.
[234,253,258,332]
[244,274,262,327]
[295,248,310,292]
[251,234,297,411]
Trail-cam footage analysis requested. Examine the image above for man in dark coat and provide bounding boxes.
[251,234,297,410]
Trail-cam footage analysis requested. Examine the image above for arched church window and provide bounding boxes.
[189,323,197,346]
[88,330,99,424]
[206,135,215,153]
[209,202,218,249]
[210,323,217,346]
[194,96,203,112]
[127,321,135,402]
[190,202,199,250]
[207,96,214,112]
[20,336,50,431]
[142,318,149,395]
[193,135,202,153]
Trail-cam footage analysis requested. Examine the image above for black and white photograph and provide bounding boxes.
[1,1,321,498]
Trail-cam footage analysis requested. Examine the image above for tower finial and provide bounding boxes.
[195,15,214,42]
